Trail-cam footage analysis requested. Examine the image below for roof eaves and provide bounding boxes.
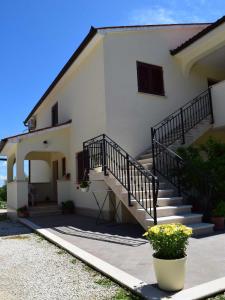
[170,15,225,55]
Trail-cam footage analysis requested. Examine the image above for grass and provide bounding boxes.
[113,288,142,300]
[3,235,30,240]
[70,258,77,264]
[94,277,114,287]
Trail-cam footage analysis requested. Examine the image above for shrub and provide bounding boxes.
[0,185,7,202]
[143,224,192,260]
[80,181,90,188]
[212,201,225,218]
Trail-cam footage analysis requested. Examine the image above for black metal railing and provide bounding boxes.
[151,88,214,194]
[83,134,159,224]
[152,88,213,147]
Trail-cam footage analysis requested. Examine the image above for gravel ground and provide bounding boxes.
[0,220,140,300]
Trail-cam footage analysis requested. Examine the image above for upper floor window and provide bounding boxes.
[137,61,165,96]
[51,102,58,126]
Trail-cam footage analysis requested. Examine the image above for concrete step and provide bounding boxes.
[138,153,153,160]
[115,180,166,189]
[138,157,153,165]
[137,205,191,218]
[148,205,192,217]
[131,196,183,207]
[188,223,214,236]
[123,189,174,198]
[146,213,202,226]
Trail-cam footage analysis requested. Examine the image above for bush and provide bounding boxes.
[0,185,6,202]
[212,201,225,217]
[143,224,192,260]
[176,137,225,217]
[80,181,90,188]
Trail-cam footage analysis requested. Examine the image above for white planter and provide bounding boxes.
[153,256,187,291]
[80,187,89,193]
[94,166,102,173]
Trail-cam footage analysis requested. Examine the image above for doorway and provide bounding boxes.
[52,160,58,202]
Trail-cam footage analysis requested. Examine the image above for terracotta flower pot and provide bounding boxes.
[153,256,187,292]
[211,217,225,230]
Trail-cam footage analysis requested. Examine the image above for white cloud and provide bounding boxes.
[0,175,6,181]
[130,7,178,25]
[129,5,208,25]
[1,161,7,167]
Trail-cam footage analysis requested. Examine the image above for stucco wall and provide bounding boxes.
[211,80,225,128]
[103,28,214,157]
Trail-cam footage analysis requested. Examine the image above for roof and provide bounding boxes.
[23,22,211,124]
[171,15,225,55]
[0,120,72,153]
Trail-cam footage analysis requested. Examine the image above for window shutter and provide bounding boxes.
[76,151,89,183]
[52,103,58,126]
[137,61,164,96]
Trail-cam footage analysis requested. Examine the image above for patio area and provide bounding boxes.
[25,214,225,293]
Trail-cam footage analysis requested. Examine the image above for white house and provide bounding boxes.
[1,15,225,235]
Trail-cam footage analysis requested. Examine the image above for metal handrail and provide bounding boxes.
[83,134,159,224]
[151,88,214,194]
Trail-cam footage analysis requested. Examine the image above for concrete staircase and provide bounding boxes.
[28,202,61,217]
[89,115,214,236]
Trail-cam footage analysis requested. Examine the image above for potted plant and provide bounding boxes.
[211,201,225,230]
[61,201,75,214]
[80,181,90,192]
[143,223,192,292]
[17,206,29,218]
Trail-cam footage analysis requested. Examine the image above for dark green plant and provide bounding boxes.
[0,185,7,202]
[212,201,225,218]
[61,201,74,214]
[80,181,90,188]
[176,137,225,216]
[17,206,28,213]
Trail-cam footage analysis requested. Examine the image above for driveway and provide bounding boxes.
[0,219,139,300]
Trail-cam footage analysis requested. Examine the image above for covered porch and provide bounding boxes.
[1,122,71,217]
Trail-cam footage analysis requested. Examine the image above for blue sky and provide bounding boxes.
[0,0,225,185]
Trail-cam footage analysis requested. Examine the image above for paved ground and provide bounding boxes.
[0,219,140,300]
[29,214,225,290]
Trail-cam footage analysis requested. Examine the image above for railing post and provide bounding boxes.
[126,153,132,206]
[180,108,185,144]
[176,158,181,196]
[208,87,214,124]
[151,127,156,175]
[102,134,107,176]
[152,177,158,225]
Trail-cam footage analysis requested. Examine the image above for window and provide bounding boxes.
[137,61,165,96]
[51,103,58,126]
[62,157,66,177]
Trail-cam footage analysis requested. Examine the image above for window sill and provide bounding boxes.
[137,91,167,98]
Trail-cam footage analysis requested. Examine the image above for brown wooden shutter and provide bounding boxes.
[52,103,58,126]
[137,61,165,96]
[76,151,89,183]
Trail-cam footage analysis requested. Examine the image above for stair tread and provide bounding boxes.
[147,213,202,221]
[137,205,191,212]
[187,222,214,229]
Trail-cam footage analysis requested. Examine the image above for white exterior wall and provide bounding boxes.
[211,79,225,128]
[103,28,214,156]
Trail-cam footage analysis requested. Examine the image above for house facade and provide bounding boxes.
[1,16,225,233]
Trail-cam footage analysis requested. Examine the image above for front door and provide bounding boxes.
[52,160,58,202]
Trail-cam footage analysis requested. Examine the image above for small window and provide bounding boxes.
[51,103,58,126]
[137,61,165,96]
[62,157,66,177]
